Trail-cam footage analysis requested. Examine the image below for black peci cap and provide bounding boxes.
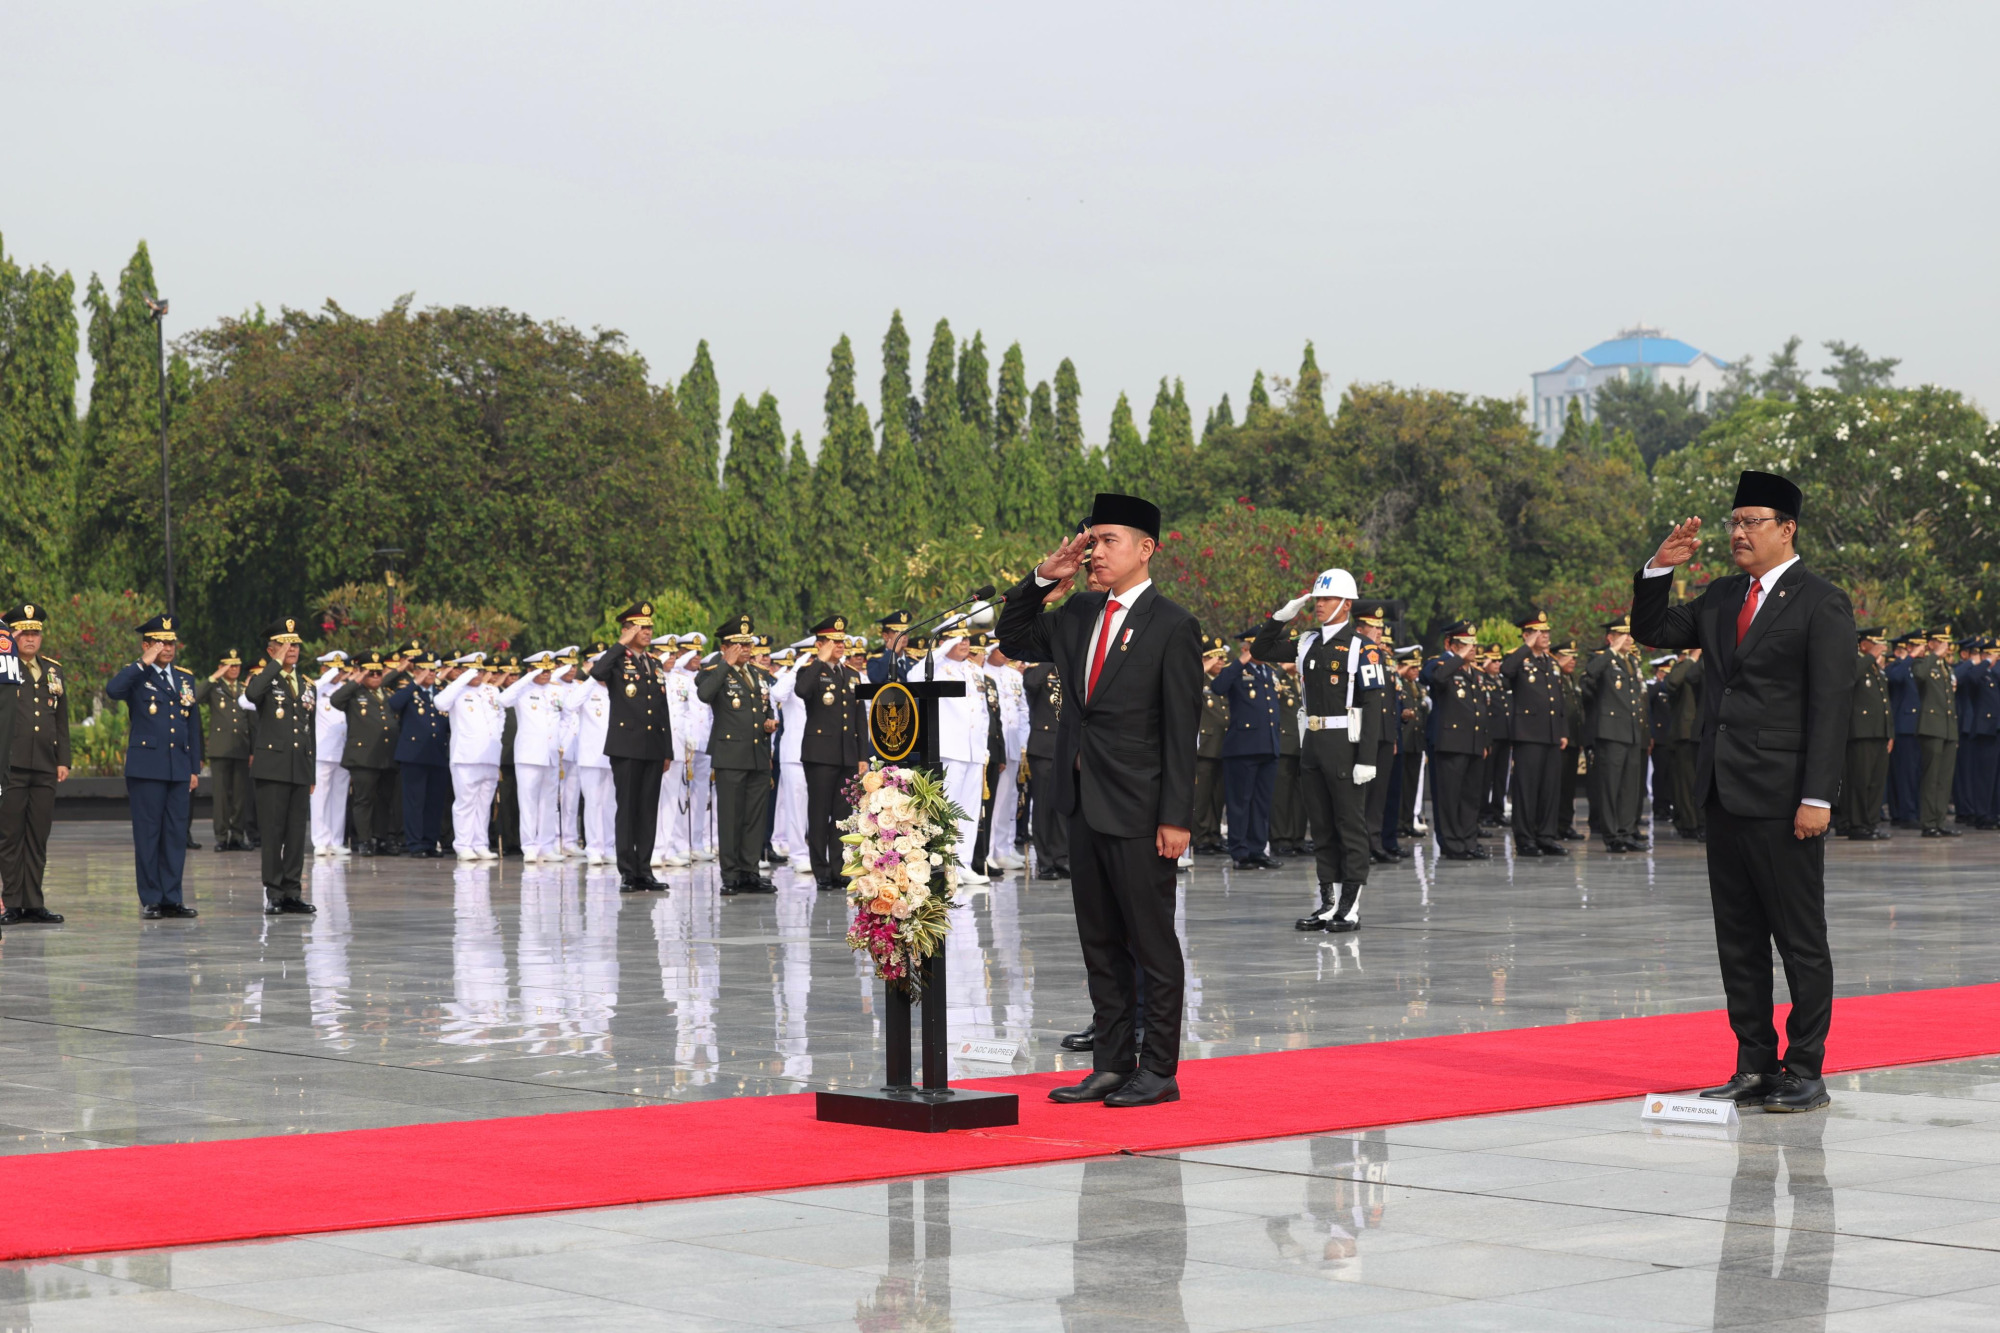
[1732,470,1803,519]
[1084,492,1162,541]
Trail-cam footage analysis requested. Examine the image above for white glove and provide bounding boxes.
[1353,764,1377,786]
[1273,594,1312,623]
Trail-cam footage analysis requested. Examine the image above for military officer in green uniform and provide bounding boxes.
[329,652,399,855]
[588,602,673,892]
[1912,627,1961,836]
[1271,658,1306,855]
[1192,636,1229,854]
[1583,617,1649,851]
[0,602,71,925]
[243,617,316,913]
[194,647,255,850]
[1023,655,1068,876]
[794,613,863,891]
[1841,628,1894,840]
[1553,642,1586,839]
[1500,611,1569,857]
[700,614,776,894]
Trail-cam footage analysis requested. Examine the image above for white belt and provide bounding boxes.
[1305,715,1348,731]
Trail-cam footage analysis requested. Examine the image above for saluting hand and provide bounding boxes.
[1036,531,1092,584]
[619,623,644,648]
[141,640,166,665]
[1649,516,1703,570]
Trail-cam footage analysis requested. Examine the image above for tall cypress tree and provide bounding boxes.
[994,342,1028,444]
[812,335,871,617]
[677,339,727,608]
[1105,392,1151,497]
[881,310,915,445]
[919,319,958,451]
[0,236,80,594]
[1246,370,1271,421]
[784,431,815,628]
[1052,357,1095,522]
[994,346,1053,536]
[957,331,993,444]
[874,407,928,563]
[1297,341,1326,420]
[720,392,791,620]
[1145,377,1198,517]
[78,241,182,596]
[1203,392,1235,444]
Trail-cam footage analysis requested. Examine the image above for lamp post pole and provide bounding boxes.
[145,296,175,616]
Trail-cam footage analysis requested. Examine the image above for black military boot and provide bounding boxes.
[1294,883,1338,931]
[1324,882,1364,934]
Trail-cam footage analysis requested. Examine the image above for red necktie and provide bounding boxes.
[1088,600,1122,699]
[1736,579,1761,645]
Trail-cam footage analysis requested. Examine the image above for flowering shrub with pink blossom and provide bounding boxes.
[839,762,968,996]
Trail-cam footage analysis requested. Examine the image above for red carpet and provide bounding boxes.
[5,982,1999,1261]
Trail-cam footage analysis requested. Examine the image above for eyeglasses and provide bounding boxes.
[1719,515,1787,533]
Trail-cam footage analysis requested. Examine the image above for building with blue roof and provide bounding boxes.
[1532,325,1732,445]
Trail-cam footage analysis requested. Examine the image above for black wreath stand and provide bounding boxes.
[815,675,1021,1132]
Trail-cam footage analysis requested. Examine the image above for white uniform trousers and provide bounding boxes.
[990,758,1020,861]
[580,765,615,861]
[942,758,984,869]
[691,752,716,855]
[557,764,582,854]
[450,763,500,855]
[775,760,808,862]
[515,762,559,858]
[656,761,686,861]
[311,760,350,850]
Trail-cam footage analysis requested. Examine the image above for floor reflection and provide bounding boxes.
[1266,1132,1389,1274]
[1063,1157,1188,1333]
[1714,1116,1834,1331]
[856,1178,953,1331]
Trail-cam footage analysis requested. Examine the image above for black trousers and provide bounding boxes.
[972,758,1002,872]
[384,767,403,838]
[1889,733,1920,822]
[1028,758,1069,867]
[1190,758,1224,847]
[496,762,521,853]
[714,765,770,886]
[1362,740,1395,854]
[346,766,393,846]
[1300,731,1370,886]
[1651,750,1675,830]
[400,762,449,853]
[1222,754,1275,860]
[1068,811,1183,1076]
[1592,740,1645,844]
[1672,740,1704,834]
[1705,799,1833,1080]
[1271,753,1304,848]
[255,778,310,898]
[1430,750,1483,855]
[1918,735,1957,829]
[209,756,252,842]
[1842,739,1891,832]
[1509,741,1562,848]
[803,760,851,884]
[610,755,665,883]
[0,769,56,912]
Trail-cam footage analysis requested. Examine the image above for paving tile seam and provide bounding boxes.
[0,1014,669,1106]
[1128,1148,2000,1258]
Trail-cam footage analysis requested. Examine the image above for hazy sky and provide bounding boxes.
[6,2,1995,443]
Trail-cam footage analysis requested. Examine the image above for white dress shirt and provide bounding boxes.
[1035,573,1153,701]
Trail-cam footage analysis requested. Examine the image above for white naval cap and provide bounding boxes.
[1310,568,1359,600]
[316,650,349,663]
[789,636,816,652]
[450,652,486,666]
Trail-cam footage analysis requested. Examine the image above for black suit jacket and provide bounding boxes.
[997,574,1201,839]
[1631,562,1854,819]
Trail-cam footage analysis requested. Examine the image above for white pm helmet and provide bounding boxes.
[1311,568,1359,601]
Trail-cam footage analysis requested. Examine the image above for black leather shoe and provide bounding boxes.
[619,878,644,894]
[1251,855,1284,870]
[1764,1074,1830,1113]
[1035,866,1064,880]
[1698,1072,1775,1105]
[1559,829,1585,840]
[1538,842,1569,856]
[0,910,24,926]
[1466,846,1492,860]
[186,838,202,850]
[642,877,669,892]
[142,905,162,919]
[1060,1024,1096,1052]
[158,903,199,919]
[1369,849,1394,864]
[1232,858,1261,870]
[279,898,316,915]
[1515,843,1543,857]
[1049,1070,1130,1103]
[1104,1070,1180,1108]
[1295,883,1338,931]
[1323,919,1360,935]
[816,878,843,892]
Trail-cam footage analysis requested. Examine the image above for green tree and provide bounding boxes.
[993,343,1054,534]
[1105,391,1150,498]
[677,339,727,607]
[1153,503,1364,635]
[812,335,873,615]
[994,342,1028,445]
[77,241,192,600]
[1822,340,1900,394]
[784,430,815,628]
[1247,369,1271,419]
[720,392,791,621]
[1051,357,1095,520]
[1203,393,1234,445]
[918,318,958,452]
[1592,374,1708,472]
[1295,342,1327,422]
[957,330,992,443]
[880,309,917,444]
[1759,335,1809,401]
[874,402,929,556]
[1143,377,1199,519]
[0,235,81,593]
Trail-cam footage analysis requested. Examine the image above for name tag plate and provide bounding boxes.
[953,1039,1021,1065]
[1639,1093,1740,1126]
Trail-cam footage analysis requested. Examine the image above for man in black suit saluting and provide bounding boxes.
[999,493,1202,1107]
[1633,470,1854,1113]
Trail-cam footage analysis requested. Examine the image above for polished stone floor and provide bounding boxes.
[9,1058,2000,1331]
[3,816,1999,1153]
